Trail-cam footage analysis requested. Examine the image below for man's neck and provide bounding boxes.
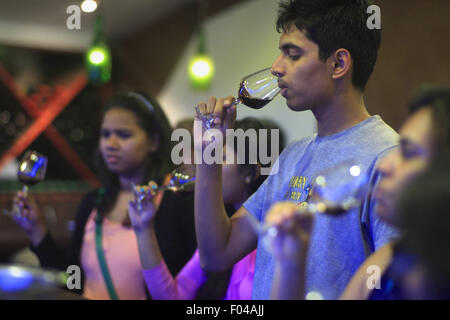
[313,88,371,137]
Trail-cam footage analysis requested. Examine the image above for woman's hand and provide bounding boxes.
[129,181,165,270]
[8,191,47,246]
[128,181,158,233]
[266,201,314,300]
[264,201,314,267]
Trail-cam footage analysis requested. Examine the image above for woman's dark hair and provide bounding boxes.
[276,0,380,91]
[232,117,285,196]
[407,85,450,156]
[95,91,173,217]
[396,157,450,299]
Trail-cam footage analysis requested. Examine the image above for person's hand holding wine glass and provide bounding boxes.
[11,190,48,247]
[3,150,49,247]
[264,202,315,267]
[128,181,159,233]
[195,95,237,149]
[194,67,280,134]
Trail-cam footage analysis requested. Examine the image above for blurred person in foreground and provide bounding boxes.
[266,85,450,299]
[9,92,197,299]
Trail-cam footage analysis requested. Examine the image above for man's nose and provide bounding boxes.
[271,55,284,78]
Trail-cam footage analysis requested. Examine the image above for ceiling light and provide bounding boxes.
[81,0,97,13]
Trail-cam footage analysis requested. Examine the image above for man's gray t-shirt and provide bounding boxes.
[243,115,400,300]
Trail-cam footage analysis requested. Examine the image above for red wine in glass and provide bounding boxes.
[195,67,280,129]
[238,82,272,109]
[3,150,48,219]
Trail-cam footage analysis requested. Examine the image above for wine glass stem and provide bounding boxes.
[229,98,240,107]
[22,185,28,197]
[195,98,241,130]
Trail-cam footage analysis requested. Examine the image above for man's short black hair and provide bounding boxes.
[276,0,381,91]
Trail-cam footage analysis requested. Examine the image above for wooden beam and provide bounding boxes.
[0,71,92,180]
[111,0,249,96]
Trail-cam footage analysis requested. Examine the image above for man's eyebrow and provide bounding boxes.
[279,42,303,52]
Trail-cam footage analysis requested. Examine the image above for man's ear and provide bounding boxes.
[330,48,352,80]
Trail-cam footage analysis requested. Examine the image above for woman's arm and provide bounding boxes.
[141,250,207,300]
[129,186,207,300]
[339,242,393,300]
[265,202,314,300]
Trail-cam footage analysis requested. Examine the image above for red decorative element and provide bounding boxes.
[0,64,101,187]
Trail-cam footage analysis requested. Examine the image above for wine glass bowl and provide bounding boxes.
[132,165,196,211]
[246,162,369,252]
[237,67,280,109]
[195,67,280,129]
[17,150,48,192]
[17,150,48,200]
[308,163,366,214]
[3,150,48,219]
[163,167,196,193]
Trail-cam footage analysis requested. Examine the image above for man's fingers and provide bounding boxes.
[206,96,217,114]
[223,104,236,129]
[224,96,235,106]
[213,98,224,117]
[196,102,207,118]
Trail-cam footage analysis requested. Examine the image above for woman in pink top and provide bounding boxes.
[10,92,198,299]
[129,118,284,300]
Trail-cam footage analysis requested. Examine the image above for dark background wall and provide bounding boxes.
[366,0,450,130]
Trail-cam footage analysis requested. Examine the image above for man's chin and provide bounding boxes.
[286,101,312,112]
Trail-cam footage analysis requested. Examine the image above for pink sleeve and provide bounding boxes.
[142,250,208,300]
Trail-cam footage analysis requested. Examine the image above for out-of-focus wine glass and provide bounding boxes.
[3,150,48,219]
[195,67,280,130]
[246,162,370,252]
[0,264,75,299]
[17,150,48,196]
[132,165,196,211]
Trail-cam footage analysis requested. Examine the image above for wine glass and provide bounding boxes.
[195,67,280,130]
[17,150,48,196]
[132,165,196,211]
[3,150,48,219]
[246,162,370,251]
[0,264,68,299]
